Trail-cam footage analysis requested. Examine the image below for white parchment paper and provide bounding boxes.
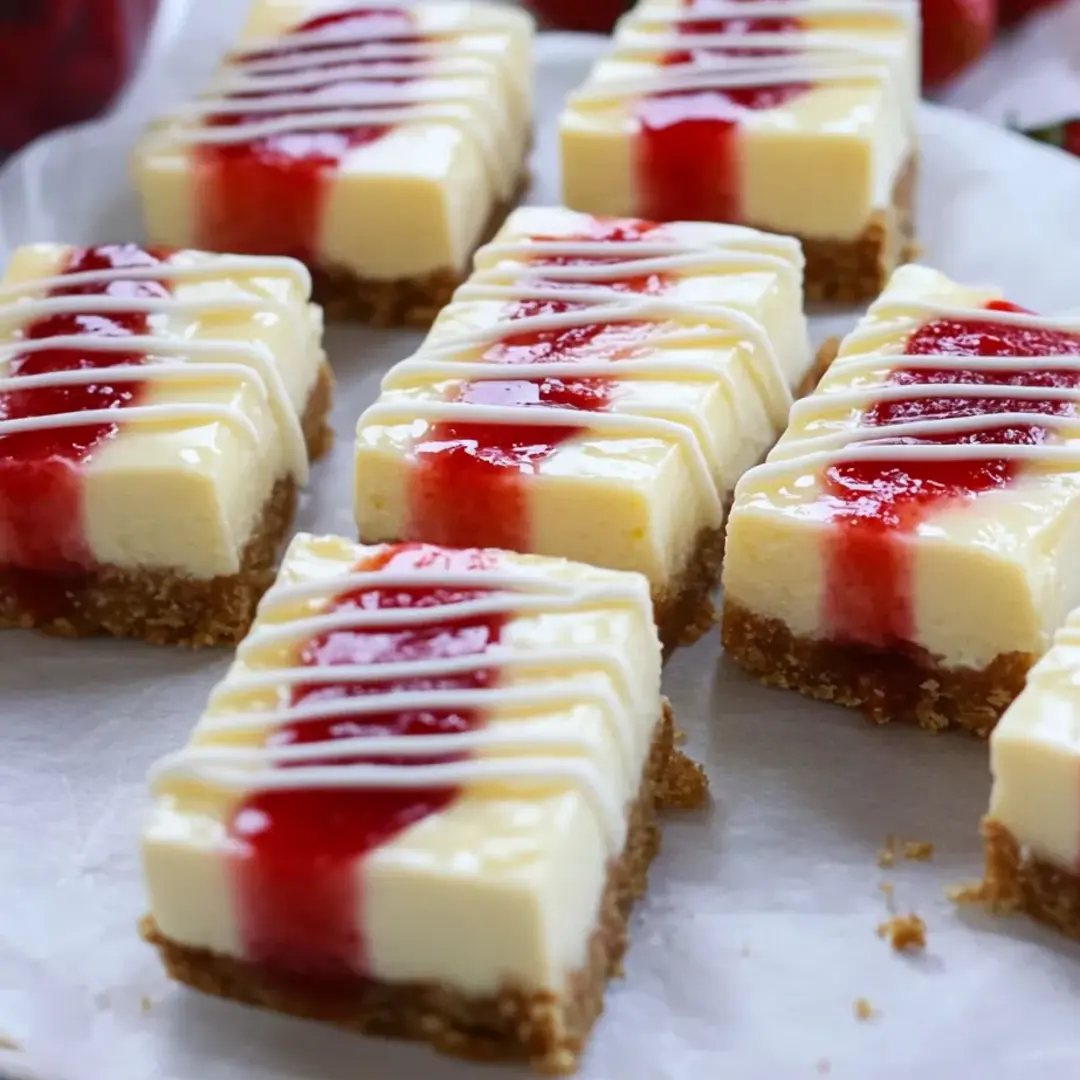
[3,15,1080,1080]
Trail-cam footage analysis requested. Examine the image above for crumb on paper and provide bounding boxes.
[854,997,875,1021]
[674,727,688,746]
[903,839,935,862]
[658,749,710,811]
[877,835,897,868]
[877,913,927,953]
[140,995,155,1014]
[0,1035,19,1050]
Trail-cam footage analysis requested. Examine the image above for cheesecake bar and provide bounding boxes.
[978,607,1080,940]
[723,263,1080,735]
[141,532,685,1072]
[354,205,814,653]
[0,244,331,646]
[560,0,919,303]
[132,1,533,326]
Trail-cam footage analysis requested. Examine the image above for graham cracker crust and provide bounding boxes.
[798,154,919,305]
[720,599,1034,736]
[312,171,531,327]
[0,363,335,648]
[141,701,707,1074]
[966,819,1080,942]
[654,338,839,656]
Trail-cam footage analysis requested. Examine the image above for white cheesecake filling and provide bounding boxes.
[143,533,664,994]
[560,0,918,238]
[355,206,810,589]
[725,263,1080,671]
[989,612,1080,872]
[0,245,324,578]
[133,1,534,280]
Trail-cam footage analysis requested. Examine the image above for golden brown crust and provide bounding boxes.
[720,599,1035,736]
[0,363,335,648]
[141,702,704,1075]
[966,819,1080,942]
[311,171,531,327]
[797,154,919,305]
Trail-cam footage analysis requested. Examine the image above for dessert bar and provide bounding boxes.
[132,1,533,326]
[560,0,919,302]
[979,607,1080,941]
[723,263,1080,734]
[142,532,683,1072]
[354,205,815,653]
[0,244,331,646]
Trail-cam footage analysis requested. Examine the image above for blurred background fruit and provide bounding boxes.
[921,0,997,88]
[526,0,634,32]
[0,0,161,156]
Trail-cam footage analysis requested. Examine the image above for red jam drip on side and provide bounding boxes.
[0,245,170,596]
[195,7,422,262]
[822,300,1080,648]
[228,544,508,980]
[407,219,672,552]
[635,0,808,223]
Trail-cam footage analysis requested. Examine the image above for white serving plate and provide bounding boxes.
[3,11,1080,1080]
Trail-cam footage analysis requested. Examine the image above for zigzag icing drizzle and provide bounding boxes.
[149,561,656,853]
[0,254,315,481]
[749,301,1080,483]
[571,0,914,104]
[367,224,803,524]
[153,5,522,196]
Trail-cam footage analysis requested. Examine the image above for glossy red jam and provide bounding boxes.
[228,543,507,979]
[407,219,672,552]
[0,245,170,609]
[635,0,808,223]
[196,7,423,263]
[0,0,159,156]
[822,301,1080,648]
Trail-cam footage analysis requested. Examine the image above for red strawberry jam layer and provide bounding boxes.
[636,0,809,223]
[0,245,170,611]
[822,301,1080,649]
[196,7,424,263]
[228,543,508,980]
[407,219,673,552]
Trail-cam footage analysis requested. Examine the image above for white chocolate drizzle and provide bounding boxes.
[358,214,808,531]
[745,299,1080,485]
[149,5,526,200]
[150,546,661,853]
[0,253,318,482]
[569,0,916,112]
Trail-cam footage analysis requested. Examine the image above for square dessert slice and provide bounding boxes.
[559,0,919,302]
[0,244,331,646]
[141,532,683,1072]
[977,609,1080,941]
[723,263,1080,735]
[132,1,533,326]
[354,205,814,652]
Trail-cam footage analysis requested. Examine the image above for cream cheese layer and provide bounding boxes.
[560,0,918,238]
[143,532,663,995]
[725,263,1080,671]
[0,245,324,578]
[133,1,533,281]
[354,205,810,588]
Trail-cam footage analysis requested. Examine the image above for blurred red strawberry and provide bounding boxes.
[527,0,633,32]
[1022,119,1080,156]
[922,0,997,89]
[999,0,1064,26]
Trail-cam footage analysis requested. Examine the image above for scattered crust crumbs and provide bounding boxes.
[0,1036,19,1050]
[877,913,927,953]
[140,995,155,1014]
[854,997,875,1021]
[946,881,986,906]
[903,840,935,862]
[877,835,897,868]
